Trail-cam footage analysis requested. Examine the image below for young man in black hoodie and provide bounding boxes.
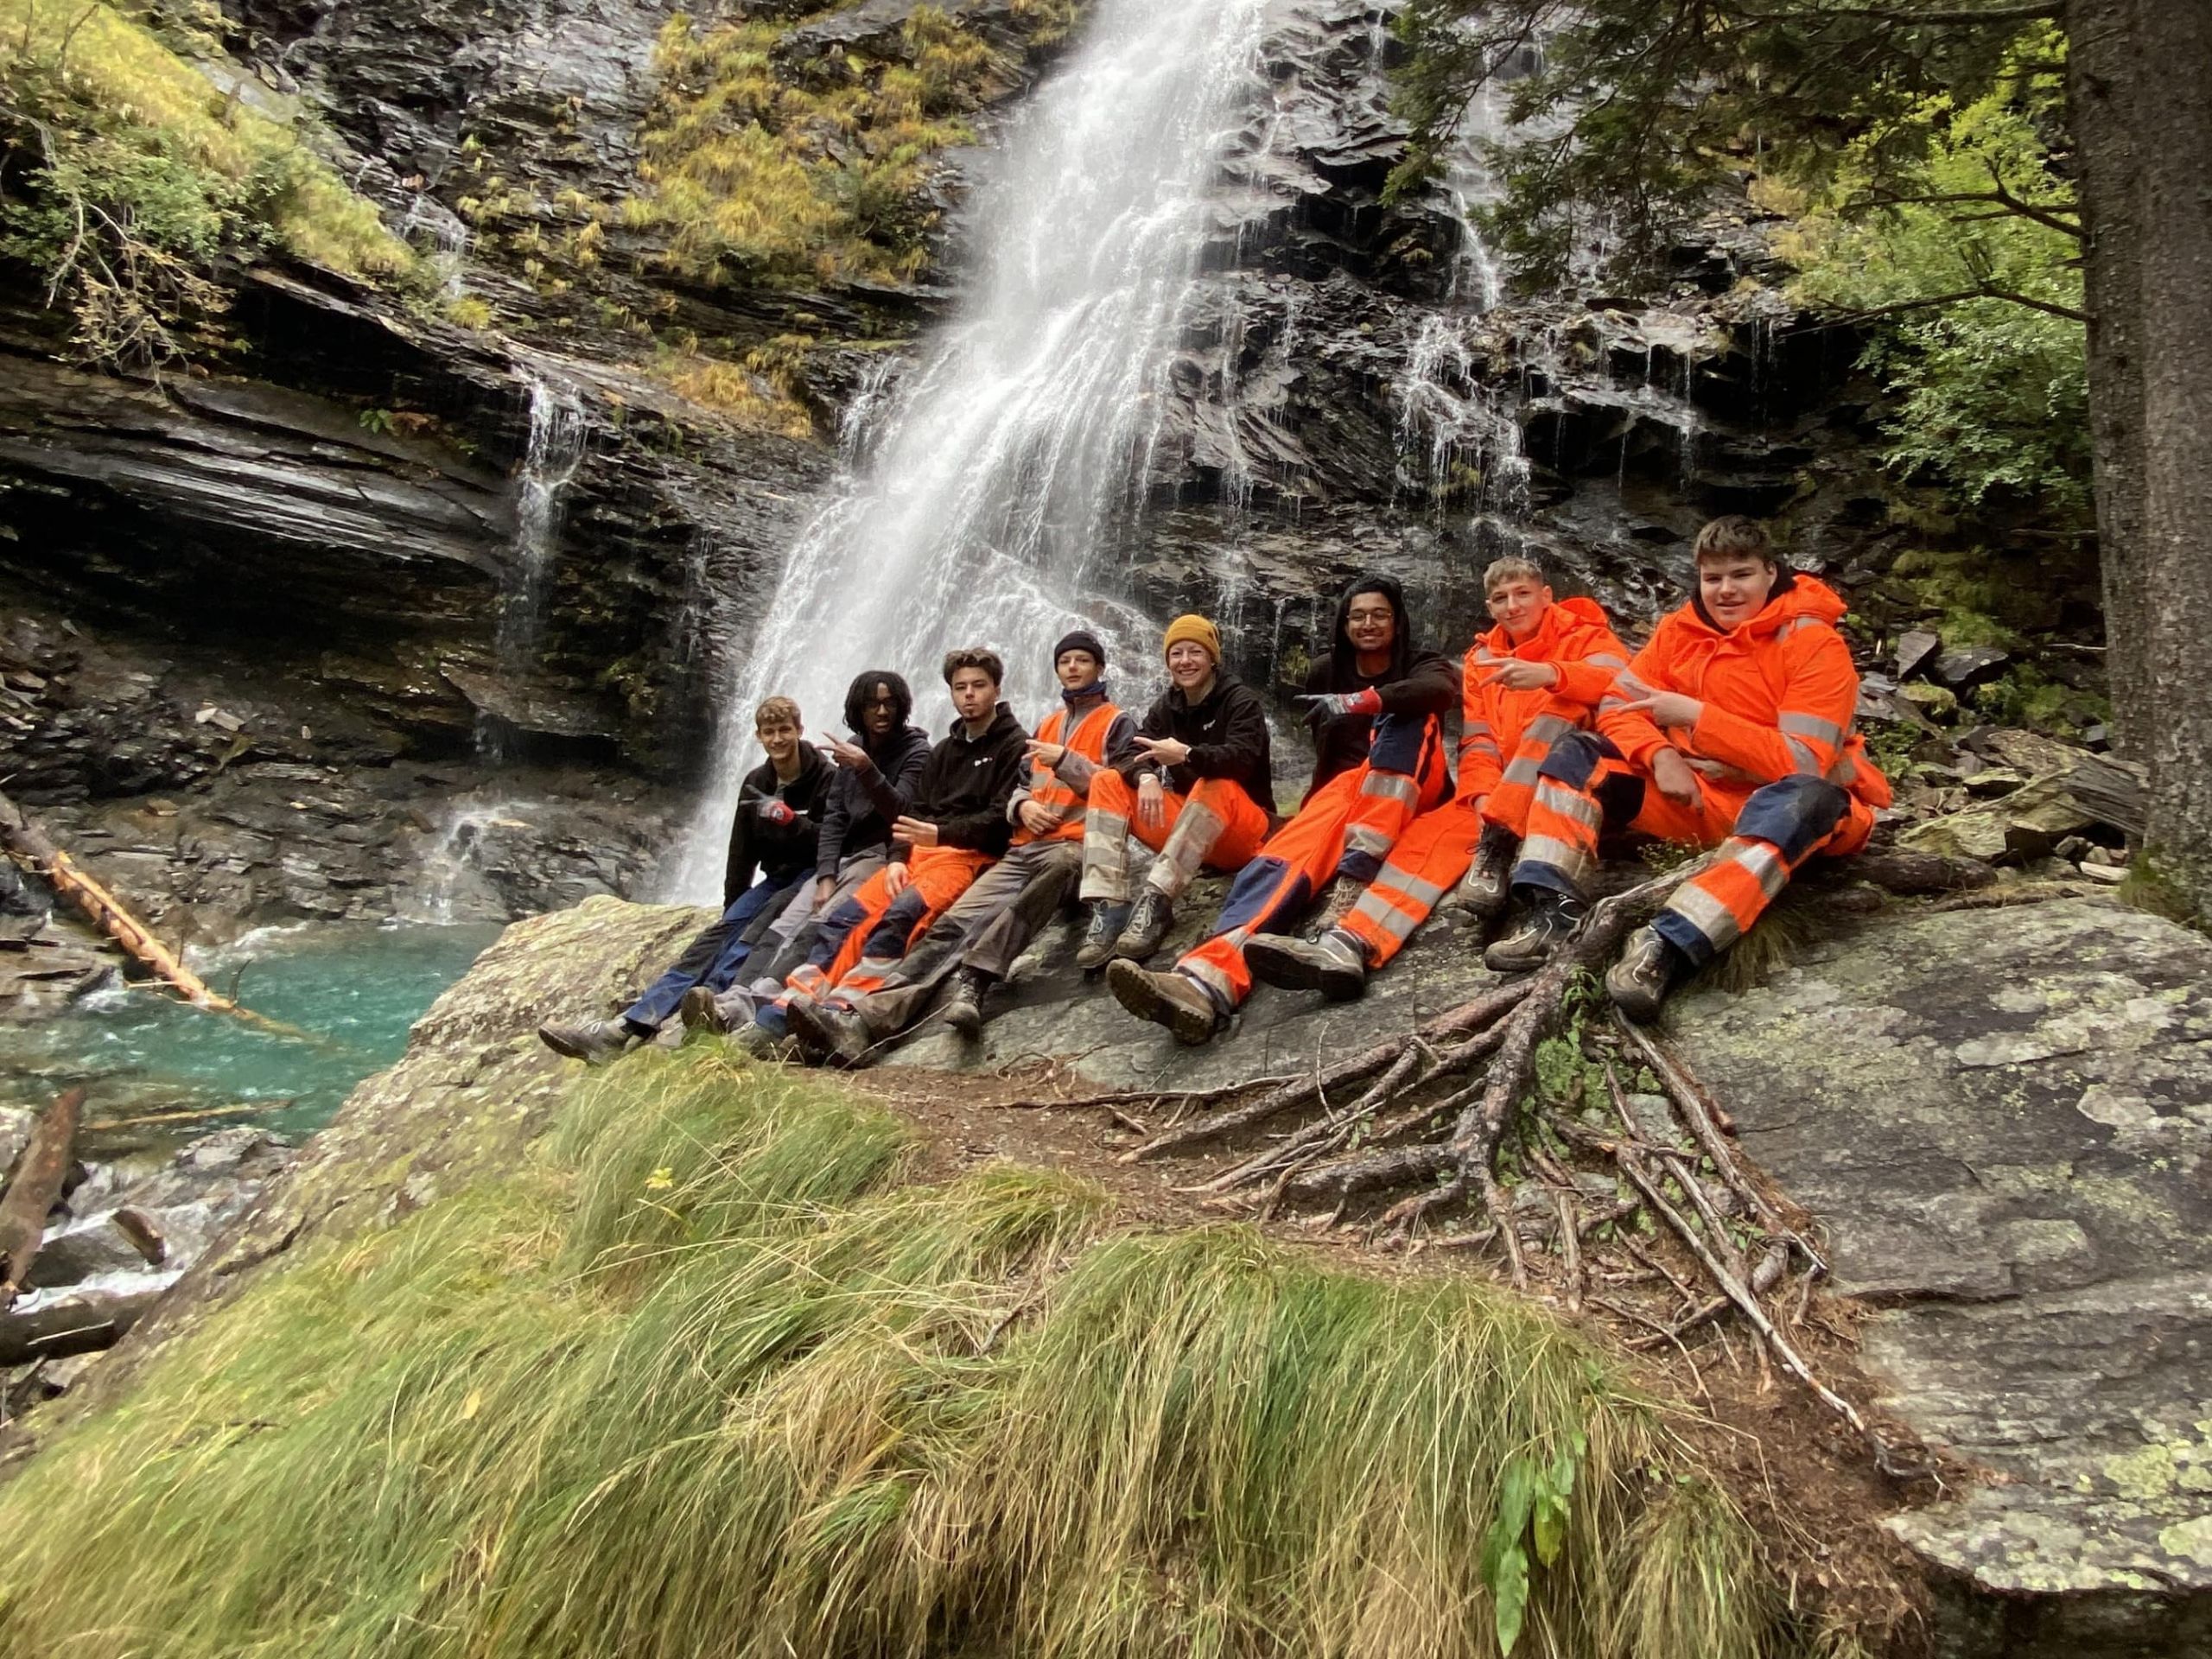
[1071,613,1276,969]
[786,631,1139,1064]
[538,696,828,1061]
[1109,573,1456,1044]
[743,648,1029,1047]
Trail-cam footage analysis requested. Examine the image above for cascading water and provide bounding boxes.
[498,369,588,671]
[671,0,1275,898]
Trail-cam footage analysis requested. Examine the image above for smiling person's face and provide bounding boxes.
[1486,576,1554,644]
[1166,640,1214,691]
[1699,556,1781,630]
[948,666,998,723]
[859,683,899,738]
[1344,592,1396,658]
[756,717,799,765]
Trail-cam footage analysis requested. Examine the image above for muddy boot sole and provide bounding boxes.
[785,998,870,1068]
[1105,960,1220,1046]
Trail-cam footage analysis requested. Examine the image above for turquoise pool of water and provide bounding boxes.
[0,922,505,1141]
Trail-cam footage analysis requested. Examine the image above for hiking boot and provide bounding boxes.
[938,967,993,1039]
[677,985,726,1034]
[1483,887,1587,975]
[728,1018,787,1060]
[1606,927,1688,1025]
[786,997,872,1068]
[1449,824,1518,923]
[1105,959,1224,1046]
[537,1017,642,1064]
[1073,900,1129,973]
[1307,874,1361,934]
[1244,928,1369,1002]
[1111,889,1173,963]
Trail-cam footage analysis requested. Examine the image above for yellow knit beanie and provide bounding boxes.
[1161,613,1222,664]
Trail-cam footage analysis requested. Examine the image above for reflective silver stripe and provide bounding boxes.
[1460,737,1503,760]
[1079,810,1132,902]
[1150,799,1224,899]
[1524,714,1573,744]
[1615,671,1654,698]
[1503,756,1543,787]
[1732,838,1789,899]
[1517,834,1594,883]
[1586,652,1627,669]
[1373,868,1450,908]
[1464,719,1496,738]
[1350,888,1420,943]
[1358,770,1421,809]
[1344,823,1394,859]
[1779,711,1843,747]
[1784,737,1823,776]
[1534,779,1602,832]
[1181,957,1237,1003]
[1664,882,1742,950]
[1777,617,1821,640]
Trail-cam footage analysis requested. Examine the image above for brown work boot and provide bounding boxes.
[537,1017,641,1063]
[1449,823,1518,923]
[1307,874,1361,934]
[1110,889,1173,963]
[1244,928,1369,1002]
[786,997,873,1068]
[1606,927,1688,1025]
[938,967,993,1039]
[677,985,725,1034]
[1105,959,1224,1046]
[1483,887,1586,975]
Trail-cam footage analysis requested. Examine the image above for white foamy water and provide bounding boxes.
[670,0,1275,899]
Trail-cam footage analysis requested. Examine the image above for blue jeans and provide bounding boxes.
[623,873,804,1031]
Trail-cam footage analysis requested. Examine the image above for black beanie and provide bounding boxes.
[1052,629,1107,669]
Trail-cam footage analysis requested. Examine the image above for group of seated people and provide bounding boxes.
[538,514,1891,1069]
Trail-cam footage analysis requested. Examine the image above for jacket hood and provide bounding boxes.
[1330,571,1417,685]
[844,670,915,738]
[866,721,930,763]
[1166,667,1242,713]
[1482,594,1606,657]
[1685,569,1846,639]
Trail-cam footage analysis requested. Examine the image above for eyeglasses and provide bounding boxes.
[863,696,899,709]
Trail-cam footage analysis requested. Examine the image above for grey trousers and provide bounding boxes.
[847,839,1083,1039]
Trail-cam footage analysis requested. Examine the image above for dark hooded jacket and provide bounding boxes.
[899,702,1031,861]
[723,742,831,906]
[817,680,932,882]
[1301,571,1457,793]
[1119,670,1275,812]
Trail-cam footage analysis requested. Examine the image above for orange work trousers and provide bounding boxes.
[1178,720,1448,1009]
[781,845,993,1007]
[1078,771,1272,905]
[1517,729,1872,964]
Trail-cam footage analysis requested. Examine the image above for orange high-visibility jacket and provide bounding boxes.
[1458,595,1634,804]
[1015,700,1124,844]
[1614,576,1891,804]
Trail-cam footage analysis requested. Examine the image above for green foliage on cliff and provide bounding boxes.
[0,1046,1793,1659]
[626,0,1077,288]
[1771,30,2089,521]
[0,0,410,368]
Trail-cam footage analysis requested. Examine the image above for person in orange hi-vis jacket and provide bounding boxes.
[1492,515,1892,1023]
[1106,571,1456,1045]
[1242,556,1637,1001]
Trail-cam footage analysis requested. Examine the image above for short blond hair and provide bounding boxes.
[1483,556,1547,596]
[753,695,801,731]
[1694,515,1774,565]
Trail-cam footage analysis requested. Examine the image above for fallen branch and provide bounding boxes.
[0,1087,84,1309]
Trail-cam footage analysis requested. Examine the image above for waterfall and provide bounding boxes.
[671,0,1274,898]
[496,369,588,671]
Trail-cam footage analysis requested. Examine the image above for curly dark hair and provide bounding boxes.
[842,669,912,735]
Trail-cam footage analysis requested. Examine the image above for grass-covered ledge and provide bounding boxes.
[0,1046,1796,1657]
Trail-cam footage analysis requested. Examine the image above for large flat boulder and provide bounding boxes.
[1669,897,2212,1658]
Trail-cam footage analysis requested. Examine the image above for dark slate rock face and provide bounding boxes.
[1668,898,2212,1658]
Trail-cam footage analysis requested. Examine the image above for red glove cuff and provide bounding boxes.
[1348,687,1383,716]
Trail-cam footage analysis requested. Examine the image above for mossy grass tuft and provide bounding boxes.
[0,1046,1796,1657]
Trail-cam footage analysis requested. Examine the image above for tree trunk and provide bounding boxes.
[2065,0,2147,753]
[2128,0,2212,916]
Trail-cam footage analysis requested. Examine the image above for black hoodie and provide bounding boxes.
[899,702,1031,861]
[1301,571,1458,793]
[816,722,931,881]
[723,742,831,906]
[1119,670,1276,812]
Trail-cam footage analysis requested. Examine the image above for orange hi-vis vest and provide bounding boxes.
[1458,595,1632,805]
[1018,700,1121,843]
